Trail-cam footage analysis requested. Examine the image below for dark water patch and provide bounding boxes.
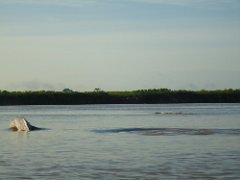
[13,177,33,179]
[94,128,240,136]
[62,128,81,131]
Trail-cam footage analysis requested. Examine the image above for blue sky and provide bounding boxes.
[0,0,240,91]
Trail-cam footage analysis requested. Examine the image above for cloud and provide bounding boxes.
[0,0,99,7]
[129,0,240,9]
[9,80,65,91]
[128,0,195,6]
[1,0,239,8]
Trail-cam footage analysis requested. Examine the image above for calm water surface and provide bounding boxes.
[0,104,240,179]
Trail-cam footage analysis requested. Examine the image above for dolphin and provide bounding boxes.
[9,118,41,131]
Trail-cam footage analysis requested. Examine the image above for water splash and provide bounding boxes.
[155,112,193,115]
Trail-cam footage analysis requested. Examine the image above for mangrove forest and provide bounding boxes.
[0,88,240,105]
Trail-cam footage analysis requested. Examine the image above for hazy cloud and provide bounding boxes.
[0,0,99,7]
[9,80,65,91]
[0,0,239,8]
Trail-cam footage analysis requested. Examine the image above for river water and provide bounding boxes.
[0,104,240,179]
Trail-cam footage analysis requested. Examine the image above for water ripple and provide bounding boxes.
[94,128,240,136]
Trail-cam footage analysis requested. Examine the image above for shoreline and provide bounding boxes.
[0,89,240,105]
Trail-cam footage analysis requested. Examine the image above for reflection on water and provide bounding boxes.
[0,104,240,179]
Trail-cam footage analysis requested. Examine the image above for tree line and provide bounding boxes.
[0,89,240,105]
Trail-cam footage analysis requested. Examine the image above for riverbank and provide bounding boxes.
[0,89,240,105]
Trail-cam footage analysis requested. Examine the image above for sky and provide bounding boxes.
[0,0,240,91]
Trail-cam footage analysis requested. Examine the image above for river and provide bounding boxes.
[0,104,240,179]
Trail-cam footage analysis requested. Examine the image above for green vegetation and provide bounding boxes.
[0,89,240,105]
